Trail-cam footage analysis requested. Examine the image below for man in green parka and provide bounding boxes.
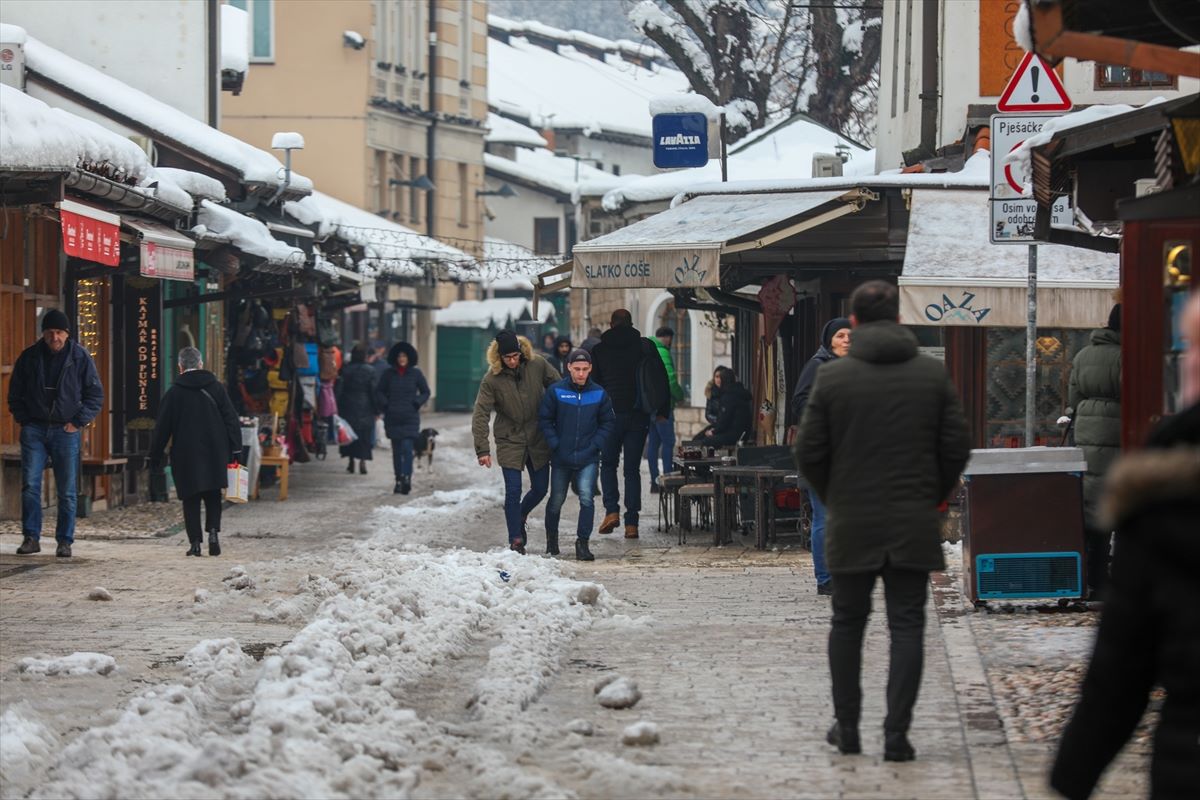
[1068,303,1122,599]
[797,281,970,764]
[472,330,560,554]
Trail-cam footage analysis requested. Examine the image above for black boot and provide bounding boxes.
[883,731,915,762]
[394,481,404,494]
[546,532,560,556]
[347,458,355,473]
[575,539,594,561]
[359,460,367,475]
[186,539,202,557]
[208,531,221,557]
[826,721,861,755]
[16,536,40,555]
[400,475,411,495]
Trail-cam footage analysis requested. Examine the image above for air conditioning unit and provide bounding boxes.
[0,40,25,90]
[811,153,843,178]
[961,447,1087,605]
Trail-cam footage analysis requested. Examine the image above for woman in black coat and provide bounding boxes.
[704,367,753,447]
[149,347,242,557]
[375,341,430,495]
[336,344,379,474]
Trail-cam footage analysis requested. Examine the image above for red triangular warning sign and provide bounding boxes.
[997,52,1072,112]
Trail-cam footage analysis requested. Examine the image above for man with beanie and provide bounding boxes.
[7,308,105,557]
[590,309,670,539]
[539,348,615,561]
[472,329,560,554]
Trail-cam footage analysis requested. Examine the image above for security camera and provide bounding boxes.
[343,30,366,50]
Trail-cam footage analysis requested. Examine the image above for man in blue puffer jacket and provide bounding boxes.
[538,349,615,561]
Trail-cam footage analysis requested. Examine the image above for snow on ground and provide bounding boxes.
[17,653,116,677]
[26,449,624,798]
[0,707,59,788]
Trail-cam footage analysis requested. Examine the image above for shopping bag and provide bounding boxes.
[226,463,250,503]
[334,415,358,445]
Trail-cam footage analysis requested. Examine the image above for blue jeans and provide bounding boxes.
[20,423,81,544]
[391,437,414,477]
[600,411,649,526]
[645,413,676,484]
[808,488,830,586]
[501,457,549,544]
[545,462,598,542]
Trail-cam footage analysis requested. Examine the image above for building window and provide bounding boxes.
[374,150,388,213]
[534,218,559,255]
[612,164,620,176]
[457,163,469,226]
[1095,64,1177,90]
[228,0,274,62]
[459,1,472,84]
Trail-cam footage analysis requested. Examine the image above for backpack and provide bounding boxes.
[634,337,669,416]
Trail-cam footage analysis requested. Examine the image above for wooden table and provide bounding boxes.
[678,457,734,480]
[711,466,791,549]
[256,455,290,501]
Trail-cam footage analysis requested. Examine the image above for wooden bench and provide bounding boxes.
[82,457,127,475]
[256,455,290,501]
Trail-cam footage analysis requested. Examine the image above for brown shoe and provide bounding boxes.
[16,536,40,555]
[624,525,639,539]
[598,512,620,534]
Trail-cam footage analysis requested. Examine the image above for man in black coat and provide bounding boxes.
[589,309,670,539]
[149,347,242,557]
[797,281,970,762]
[7,309,104,558]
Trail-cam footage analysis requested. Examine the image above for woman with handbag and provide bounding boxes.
[336,345,379,474]
[376,342,430,495]
[149,347,242,556]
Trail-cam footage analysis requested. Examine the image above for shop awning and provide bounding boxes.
[567,189,871,290]
[898,190,1118,328]
[123,217,194,250]
[123,216,196,281]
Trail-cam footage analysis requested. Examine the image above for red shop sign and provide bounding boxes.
[60,199,120,266]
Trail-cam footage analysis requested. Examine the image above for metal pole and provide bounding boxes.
[1025,243,1038,447]
[720,113,728,182]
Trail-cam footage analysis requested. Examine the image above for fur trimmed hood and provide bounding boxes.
[1102,446,1200,529]
[485,335,535,375]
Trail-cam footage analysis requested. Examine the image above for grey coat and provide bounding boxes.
[1068,327,1121,529]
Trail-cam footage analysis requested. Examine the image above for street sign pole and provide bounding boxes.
[720,113,728,182]
[1025,244,1037,447]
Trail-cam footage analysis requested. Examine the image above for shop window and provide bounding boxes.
[1095,64,1176,90]
[228,0,274,62]
[533,218,559,255]
[985,327,1089,447]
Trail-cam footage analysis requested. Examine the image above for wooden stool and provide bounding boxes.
[677,483,715,544]
[257,455,290,501]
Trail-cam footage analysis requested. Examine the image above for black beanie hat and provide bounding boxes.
[1107,303,1121,333]
[495,329,521,356]
[41,308,70,333]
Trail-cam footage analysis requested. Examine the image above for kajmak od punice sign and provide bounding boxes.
[124,277,162,430]
[572,247,721,289]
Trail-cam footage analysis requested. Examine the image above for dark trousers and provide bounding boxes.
[181,489,222,544]
[829,565,929,733]
[501,457,549,545]
[391,437,414,478]
[600,411,649,526]
[1083,526,1111,598]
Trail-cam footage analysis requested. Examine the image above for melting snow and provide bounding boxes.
[18,653,117,677]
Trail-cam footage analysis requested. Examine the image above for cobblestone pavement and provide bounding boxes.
[0,414,1150,799]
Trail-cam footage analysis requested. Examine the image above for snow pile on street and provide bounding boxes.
[86,587,113,601]
[27,541,615,798]
[0,84,151,182]
[595,675,642,709]
[17,653,117,677]
[0,708,59,788]
[621,720,660,746]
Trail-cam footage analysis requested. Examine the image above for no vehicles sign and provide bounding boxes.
[989,114,1069,243]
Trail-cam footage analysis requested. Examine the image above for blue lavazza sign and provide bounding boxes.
[652,112,709,169]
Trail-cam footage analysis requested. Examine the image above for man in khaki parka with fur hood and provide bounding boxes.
[472,330,560,554]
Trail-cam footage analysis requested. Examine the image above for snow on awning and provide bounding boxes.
[899,190,1118,329]
[122,217,194,251]
[195,200,305,271]
[569,189,866,289]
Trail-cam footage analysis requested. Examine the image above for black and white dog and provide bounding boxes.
[414,428,439,472]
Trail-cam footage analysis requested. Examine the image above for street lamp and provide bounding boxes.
[476,183,518,198]
[268,131,305,203]
[388,175,436,191]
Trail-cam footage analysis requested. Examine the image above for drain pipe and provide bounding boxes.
[425,0,438,238]
[918,0,940,157]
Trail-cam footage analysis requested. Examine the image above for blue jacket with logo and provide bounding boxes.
[537,377,615,468]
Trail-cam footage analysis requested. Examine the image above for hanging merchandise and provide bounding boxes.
[318,346,338,382]
[299,376,317,411]
[293,340,312,372]
[317,380,338,417]
[316,315,337,347]
[296,303,317,337]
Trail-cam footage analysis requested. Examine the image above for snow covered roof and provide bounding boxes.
[602,113,874,211]
[0,83,151,181]
[433,297,553,329]
[485,113,548,148]
[901,190,1118,285]
[155,168,227,202]
[284,191,475,279]
[487,14,668,63]
[195,200,306,269]
[14,24,311,194]
[488,25,690,140]
[484,147,634,199]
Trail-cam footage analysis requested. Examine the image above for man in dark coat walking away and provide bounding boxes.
[376,341,430,495]
[796,281,970,763]
[336,345,379,475]
[1050,291,1200,800]
[149,347,242,557]
[8,308,104,558]
[1068,304,1121,599]
[538,348,615,561]
[589,309,670,539]
[472,330,560,554]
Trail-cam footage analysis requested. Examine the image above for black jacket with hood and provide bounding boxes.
[8,340,104,428]
[590,325,670,419]
[149,370,242,499]
[376,342,431,441]
[792,317,851,422]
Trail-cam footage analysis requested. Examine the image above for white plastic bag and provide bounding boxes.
[226,463,250,503]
